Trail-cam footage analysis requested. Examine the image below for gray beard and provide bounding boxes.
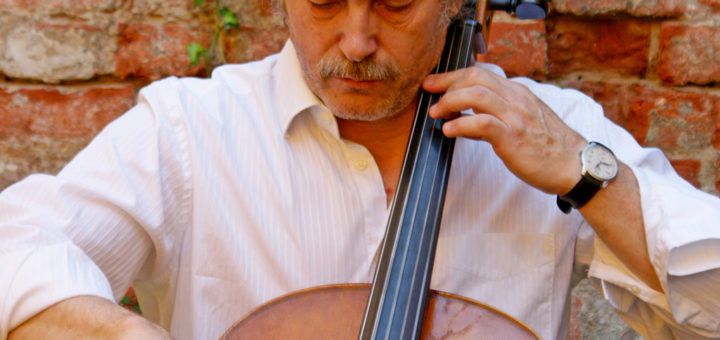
[325,88,415,122]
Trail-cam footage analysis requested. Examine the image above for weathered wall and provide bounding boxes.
[1,0,719,338]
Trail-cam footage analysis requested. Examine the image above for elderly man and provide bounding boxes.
[3,0,720,339]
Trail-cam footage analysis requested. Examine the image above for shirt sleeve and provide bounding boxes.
[0,81,193,338]
[587,123,720,338]
[527,78,720,338]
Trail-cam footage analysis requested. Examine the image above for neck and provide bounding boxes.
[336,100,416,205]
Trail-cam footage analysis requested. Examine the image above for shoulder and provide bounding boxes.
[132,53,282,129]
[510,77,603,119]
[139,53,280,110]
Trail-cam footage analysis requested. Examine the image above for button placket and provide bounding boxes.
[342,142,387,278]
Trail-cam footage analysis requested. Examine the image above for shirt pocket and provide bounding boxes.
[430,233,555,339]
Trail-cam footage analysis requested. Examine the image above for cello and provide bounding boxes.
[222,0,549,338]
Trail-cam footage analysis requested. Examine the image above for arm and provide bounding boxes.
[422,65,661,290]
[9,296,171,340]
[423,64,720,336]
[577,162,662,291]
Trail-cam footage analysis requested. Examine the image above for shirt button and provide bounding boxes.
[354,159,368,171]
[323,113,333,124]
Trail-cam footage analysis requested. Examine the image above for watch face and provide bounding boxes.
[582,143,618,181]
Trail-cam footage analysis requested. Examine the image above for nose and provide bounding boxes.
[338,5,378,62]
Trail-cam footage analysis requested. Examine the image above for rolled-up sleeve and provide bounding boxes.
[584,108,720,338]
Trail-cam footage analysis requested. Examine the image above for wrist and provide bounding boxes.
[557,142,618,213]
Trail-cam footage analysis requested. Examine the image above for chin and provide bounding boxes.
[327,102,397,121]
[325,92,414,122]
[331,110,394,122]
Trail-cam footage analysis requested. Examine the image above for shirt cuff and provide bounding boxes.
[1,241,114,338]
[588,158,720,334]
[587,236,669,312]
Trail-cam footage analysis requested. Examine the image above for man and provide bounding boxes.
[2,0,719,339]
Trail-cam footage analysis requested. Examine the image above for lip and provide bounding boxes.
[336,77,381,89]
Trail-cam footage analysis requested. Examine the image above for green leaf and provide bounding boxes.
[220,7,240,31]
[186,42,207,67]
[193,0,205,7]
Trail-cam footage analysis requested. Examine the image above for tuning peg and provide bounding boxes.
[488,0,550,19]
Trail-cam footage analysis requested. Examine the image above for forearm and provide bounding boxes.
[9,295,172,340]
[578,162,662,292]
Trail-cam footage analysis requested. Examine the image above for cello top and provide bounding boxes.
[220,283,542,340]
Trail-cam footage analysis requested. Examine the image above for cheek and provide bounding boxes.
[410,31,448,75]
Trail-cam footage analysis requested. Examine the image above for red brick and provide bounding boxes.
[0,0,34,9]
[699,0,720,10]
[224,26,289,64]
[478,20,547,78]
[0,0,119,12]
[0,84,135,138]
[669,159,702,188]
[714,113,720,150]
[114,23,210,80]
[547,17,651,77]
[0,137,90,190]
[552,0,694,17]
[658,23,720,86]
[716,158,720,194]
[130,0,194,19]
[555,79,720,152]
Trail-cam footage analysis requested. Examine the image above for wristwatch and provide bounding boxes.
[557,142,618,213]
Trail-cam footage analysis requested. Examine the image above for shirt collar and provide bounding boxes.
[273,40,325,136]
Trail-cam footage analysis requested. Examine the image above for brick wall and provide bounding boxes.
[1,0,718,338]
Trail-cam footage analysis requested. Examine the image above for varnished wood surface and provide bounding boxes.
[221,284,541,340]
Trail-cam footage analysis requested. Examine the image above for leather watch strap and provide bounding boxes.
[556,174,604,214]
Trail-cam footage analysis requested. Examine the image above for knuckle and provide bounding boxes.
[468,85,488,99]
[469,66,487,80]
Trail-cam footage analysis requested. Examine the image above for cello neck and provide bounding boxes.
[358,2,482,339]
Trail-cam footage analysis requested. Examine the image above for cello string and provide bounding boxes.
[392,15,474,339]
[372,72,436,339]
[403,18,474,338]
[411,19,476,337]
[382,20,462,338]
[364,4,477,337]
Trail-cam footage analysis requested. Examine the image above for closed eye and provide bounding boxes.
[308,0,344,17]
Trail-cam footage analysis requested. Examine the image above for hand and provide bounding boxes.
[423,65,588,195]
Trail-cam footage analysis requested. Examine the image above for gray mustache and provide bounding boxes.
[317,56,401,81]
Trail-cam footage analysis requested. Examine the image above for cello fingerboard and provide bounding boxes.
[358,7,480,340]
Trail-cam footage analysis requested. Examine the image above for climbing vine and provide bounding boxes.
[186,0,240,74]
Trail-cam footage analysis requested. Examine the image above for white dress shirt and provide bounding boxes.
[2,41,720,340]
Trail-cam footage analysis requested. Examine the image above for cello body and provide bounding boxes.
[221,284,540,340]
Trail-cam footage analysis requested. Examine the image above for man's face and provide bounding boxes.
[284,0,460,121]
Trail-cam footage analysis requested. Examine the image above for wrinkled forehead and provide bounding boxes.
[268,0,479,16]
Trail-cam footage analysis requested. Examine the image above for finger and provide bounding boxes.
[422,69,464,93]
[441,113,508,142]
[428,85,510,121]
[423,65,504,94]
